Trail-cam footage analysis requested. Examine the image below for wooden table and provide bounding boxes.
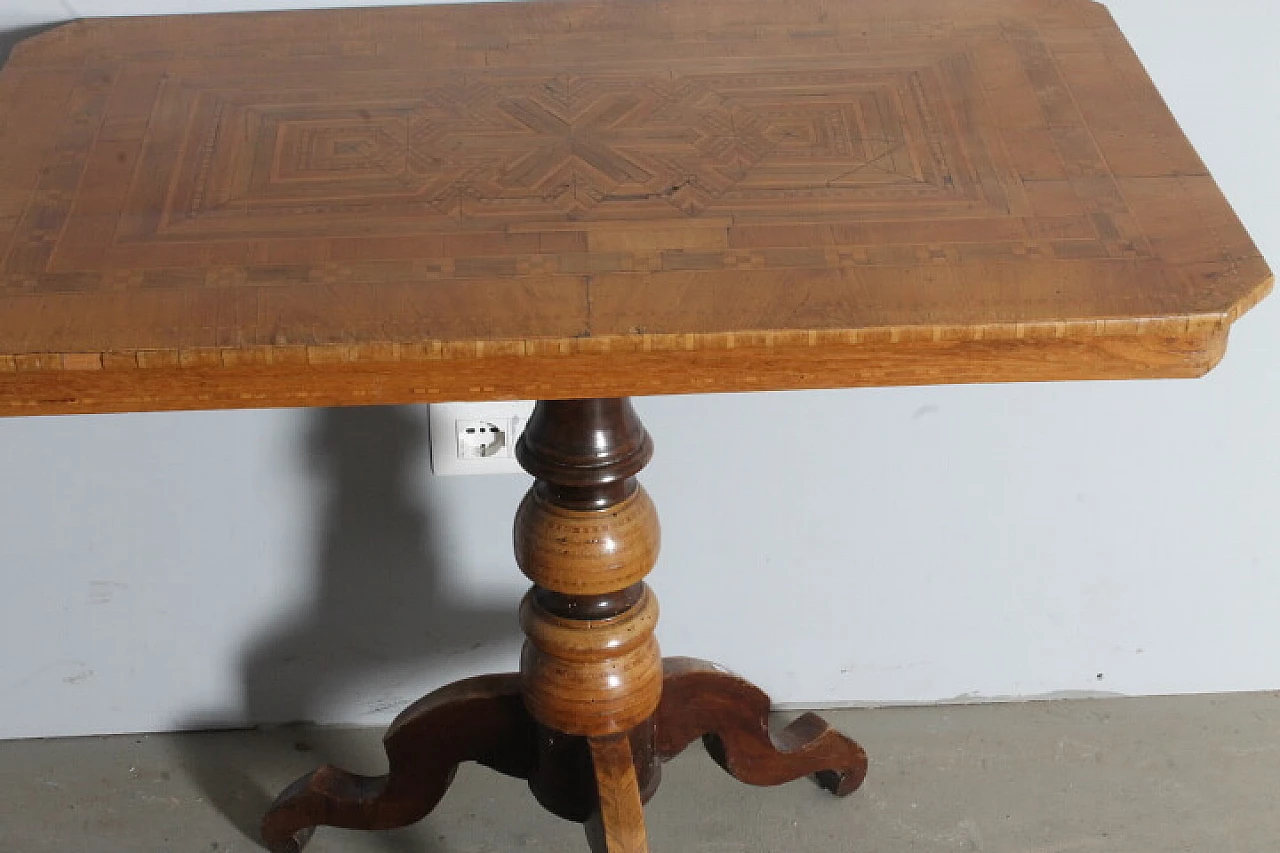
[0,1,1269,850]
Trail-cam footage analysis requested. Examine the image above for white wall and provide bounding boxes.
[0,0,1277,740]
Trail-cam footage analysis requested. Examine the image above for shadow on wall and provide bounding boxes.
[179,406,521,848]
[0,24,523,848]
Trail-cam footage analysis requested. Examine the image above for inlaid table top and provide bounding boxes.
[0,0,1270,415]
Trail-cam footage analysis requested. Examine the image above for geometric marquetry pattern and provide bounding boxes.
[174,69,971,222]
[5,49,1159,293]
[150,66,993,230]
[0,0,1269,384]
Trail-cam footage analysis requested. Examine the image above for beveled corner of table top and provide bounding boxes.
[0,0,1270,415]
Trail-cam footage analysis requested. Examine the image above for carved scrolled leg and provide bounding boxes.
[654,657,868,797]
[262,398,867,853]
[261,674,536,853]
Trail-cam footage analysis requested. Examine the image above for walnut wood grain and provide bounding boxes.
[585,735,652,853]
[257,670,658,850]
[0,0,1270,415]
[516,400,663,738]
[521,584,663,736]
[515,484,660,595]
[259,656,868,852]
[655,658,868,797]
[518,399,662,851]
[260,673,535,853]
[265,398,866,853]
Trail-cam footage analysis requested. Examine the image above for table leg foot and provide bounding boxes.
[654,657,868,797]
[584,734,652,853]
[261,673,536,852]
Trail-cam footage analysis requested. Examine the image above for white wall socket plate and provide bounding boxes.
[428,401,537,476]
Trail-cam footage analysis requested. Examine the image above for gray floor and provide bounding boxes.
[2,692,1278,852]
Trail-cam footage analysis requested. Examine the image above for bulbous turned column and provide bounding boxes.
[513,398,662,738]
[261,396,865,853]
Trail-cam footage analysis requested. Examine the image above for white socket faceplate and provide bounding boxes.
[428,401,537,476]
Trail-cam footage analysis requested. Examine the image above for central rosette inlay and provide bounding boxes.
[402,76,786,216]
[175,70,953,231]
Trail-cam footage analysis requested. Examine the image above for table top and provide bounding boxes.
[0,0,1270,415]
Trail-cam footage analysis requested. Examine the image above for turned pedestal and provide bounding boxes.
[261,398,868,853]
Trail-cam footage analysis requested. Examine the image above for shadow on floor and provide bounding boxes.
[178,406,520,852]
[0,23,68,69]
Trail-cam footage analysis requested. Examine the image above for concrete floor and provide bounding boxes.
[2,692,1278,852]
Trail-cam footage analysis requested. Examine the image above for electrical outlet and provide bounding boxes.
[428,401,536,475]
[456,419,507,459]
